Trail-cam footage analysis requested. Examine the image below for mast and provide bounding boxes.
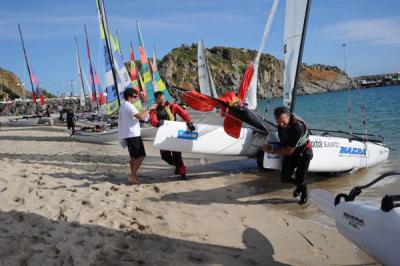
[97,0,121,106]
[84,24,99,112]
[75,37,88,110]
[18,24,38,113]
[290,0,311,113]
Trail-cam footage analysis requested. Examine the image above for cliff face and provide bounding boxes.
[0,68,29,100]
[158,44,350,99]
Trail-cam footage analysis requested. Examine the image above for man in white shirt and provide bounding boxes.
[119,88,156,184]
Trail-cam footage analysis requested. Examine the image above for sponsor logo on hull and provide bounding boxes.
[311,140,340,148]
[343,211,365,229]
[177,130,198,140]
[339,146,367,156]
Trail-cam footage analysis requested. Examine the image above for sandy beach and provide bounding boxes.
[0,119,378,265]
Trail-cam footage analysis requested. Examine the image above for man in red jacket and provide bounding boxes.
[150,91,195,180]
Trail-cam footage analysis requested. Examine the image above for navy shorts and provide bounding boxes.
[125,137,146,159]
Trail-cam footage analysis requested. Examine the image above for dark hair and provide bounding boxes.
[123,88,137,100]
[154,91,164,98]
[274,106,290,119]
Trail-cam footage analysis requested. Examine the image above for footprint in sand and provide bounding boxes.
[81,200,93,208]
[14,196,25,205]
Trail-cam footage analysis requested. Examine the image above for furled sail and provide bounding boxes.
[197,39,218,98]
[283,0,309,108]
[75,37,87,108]
[136,21,155,105]
[150,47,173,102]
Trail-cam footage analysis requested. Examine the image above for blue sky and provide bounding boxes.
[1,0,399,95]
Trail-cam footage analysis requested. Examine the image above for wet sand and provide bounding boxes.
[0,119,380,265]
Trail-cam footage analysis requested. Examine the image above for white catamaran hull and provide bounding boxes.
[67,128,118,143]
[310,189,400,265]
[263,135,389,172]
[154,121,389,172]
[153,120,264,156]
[9,117,40,127]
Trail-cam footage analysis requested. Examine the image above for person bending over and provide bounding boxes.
[262,107,313,204]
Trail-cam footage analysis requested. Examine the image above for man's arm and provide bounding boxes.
[134,104,157,121]
[262,145,295,156]
[262,123,303,156]
[149,109,159,127]
[171,103,192,123]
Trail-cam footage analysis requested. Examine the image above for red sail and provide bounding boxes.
[223,109,242,138]
[237,63,254,105]
[183,91,219,112]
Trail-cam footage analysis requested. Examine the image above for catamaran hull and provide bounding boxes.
[263,135,390,172]
[154,121,389,172]
[153,120,264,156]
[67,128,118,143]
[9,117,40,127]
[310,189,400,265]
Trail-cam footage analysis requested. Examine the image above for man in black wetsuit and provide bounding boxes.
[262,107,313,204]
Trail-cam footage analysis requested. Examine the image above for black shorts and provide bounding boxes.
[125,137,146,159]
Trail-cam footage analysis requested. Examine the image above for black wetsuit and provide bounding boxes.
[278,117,313,202]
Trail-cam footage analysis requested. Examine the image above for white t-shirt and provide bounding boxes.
[118,101,140,139]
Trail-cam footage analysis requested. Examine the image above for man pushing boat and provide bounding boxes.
[150,91,195,180]
[262,107,313,204]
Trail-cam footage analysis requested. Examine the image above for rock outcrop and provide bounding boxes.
[158,44,350,98]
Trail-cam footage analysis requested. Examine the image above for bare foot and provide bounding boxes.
[128,175,141,185]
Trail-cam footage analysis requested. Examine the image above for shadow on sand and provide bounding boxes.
[0,209,290,265]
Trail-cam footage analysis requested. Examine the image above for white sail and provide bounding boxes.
[245,0,279,110]
[283,0,309,107]
[74,38,86,107]
[197,40,218,97]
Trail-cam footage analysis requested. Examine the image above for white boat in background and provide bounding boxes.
[140,123,157,139]
[310,171,400,265]
[9,116,40,127]
[67,127,118,143]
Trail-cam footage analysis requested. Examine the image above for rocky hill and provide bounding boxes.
[157,44,350,99]
[0,68,29,100]
[0,68,56,100]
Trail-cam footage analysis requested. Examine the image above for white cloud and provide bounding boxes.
[321,17,400,46]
